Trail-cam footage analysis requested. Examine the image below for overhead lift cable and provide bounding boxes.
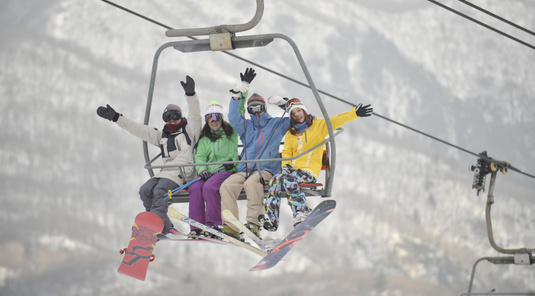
[99,0,535,180]
[427,0,535,51]
[458,0,535,37]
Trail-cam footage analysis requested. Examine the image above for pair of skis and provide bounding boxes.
[156,230,235,246]
[168,199,336,271]
[168,208,267,257]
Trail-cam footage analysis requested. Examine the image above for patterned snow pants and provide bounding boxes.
[264,168,316,229]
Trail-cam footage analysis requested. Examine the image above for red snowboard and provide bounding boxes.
[118,212,163,281]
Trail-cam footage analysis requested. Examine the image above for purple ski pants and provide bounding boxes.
[187,171,233,230]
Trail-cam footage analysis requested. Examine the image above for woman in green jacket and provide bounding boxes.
[188,102,239,236]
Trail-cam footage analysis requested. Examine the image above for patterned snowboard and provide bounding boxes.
[118,212,163,281]
[250,199,336,271]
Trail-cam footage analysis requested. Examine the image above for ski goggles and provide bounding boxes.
[205,113,223,123]
[247,104,265,115]
[162,109,182,122]
[285,98,303,110]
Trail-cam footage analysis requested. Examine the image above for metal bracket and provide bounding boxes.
[514,249,532,265]
[209,33,233,51]
[172,35,274,53]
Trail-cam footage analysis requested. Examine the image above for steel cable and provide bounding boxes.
[99,0,535,180]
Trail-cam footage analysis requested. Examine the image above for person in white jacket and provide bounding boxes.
[97,76,202,234]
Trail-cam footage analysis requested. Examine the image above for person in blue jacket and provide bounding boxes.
[219,68,290,240]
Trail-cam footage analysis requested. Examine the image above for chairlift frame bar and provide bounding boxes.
[484,171,535,254]
[145,128,342,170]
[142,33,338,198]
[466,255,534,294]
[165,0,265,37]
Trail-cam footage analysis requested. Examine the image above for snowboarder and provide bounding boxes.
[219,68,291,240]
[260,98,373,231]
[96,76,202,234]
[188,101,239,237]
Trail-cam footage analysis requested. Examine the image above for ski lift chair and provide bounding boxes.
[140,0,340,204]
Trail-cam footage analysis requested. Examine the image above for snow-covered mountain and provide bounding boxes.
[1,0,534,295]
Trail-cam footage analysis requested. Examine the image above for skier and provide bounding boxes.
[260,98,373,231]
[188,101,239,237]
[219,68,291,240]
[96,76,202,234]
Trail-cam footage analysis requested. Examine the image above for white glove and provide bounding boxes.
[230,81,249,94]
[268,96,286,106]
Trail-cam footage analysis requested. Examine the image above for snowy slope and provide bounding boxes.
[1,0,534,295]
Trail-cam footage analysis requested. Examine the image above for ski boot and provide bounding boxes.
[245,223,261,238]
[187,229,205,239]
[219,224,244,242]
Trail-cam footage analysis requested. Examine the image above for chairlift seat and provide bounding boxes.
[167,148,330,204]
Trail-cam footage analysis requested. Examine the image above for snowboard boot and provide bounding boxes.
[261,236,282,252]
[258,214,278,232]
[293,211,310,228]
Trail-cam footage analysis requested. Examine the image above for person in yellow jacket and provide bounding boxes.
[260,98,373,231]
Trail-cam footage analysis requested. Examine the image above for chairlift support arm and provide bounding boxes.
[466,152,534,294]
[165,0,264,38]
[469,152,534,254]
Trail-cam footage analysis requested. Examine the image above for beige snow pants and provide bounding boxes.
[220,171,273,232]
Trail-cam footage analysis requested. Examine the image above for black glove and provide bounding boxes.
[97,104,120,122]
[199,169,212,180]
[180,75,195,96]
[223,163,236,171]
[281,164,293,175]
[355,103,373,117]
[240,68,256,84]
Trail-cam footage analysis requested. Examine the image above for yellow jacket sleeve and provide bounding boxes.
[281,107,358,178]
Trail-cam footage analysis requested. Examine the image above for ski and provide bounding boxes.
[222,210,264,249]
[250,199,336,271]
[168,207,267,257]
[156,232,235,246]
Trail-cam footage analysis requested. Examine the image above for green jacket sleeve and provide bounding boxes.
[194,137,210,173]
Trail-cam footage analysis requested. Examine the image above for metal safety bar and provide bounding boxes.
[145,128,343,170]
